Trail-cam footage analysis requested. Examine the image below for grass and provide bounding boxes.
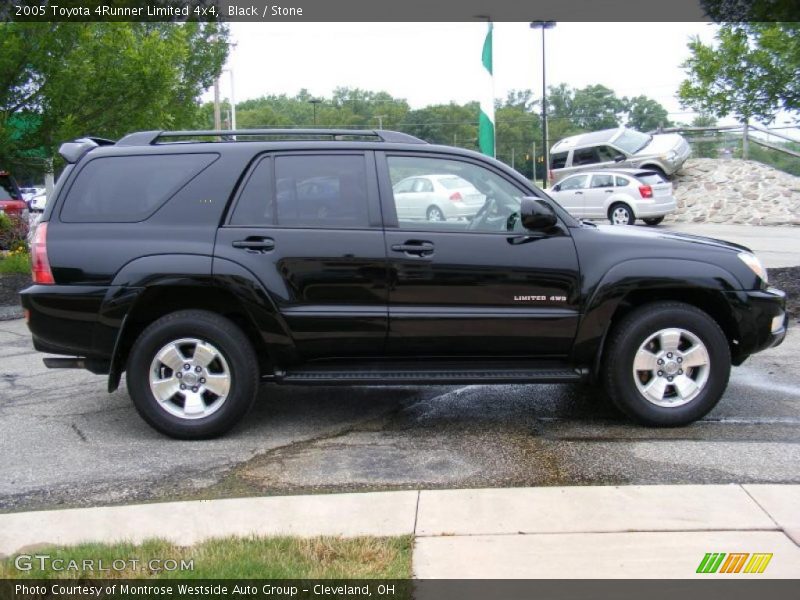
[1,535,413,579]
[0,249,30,275]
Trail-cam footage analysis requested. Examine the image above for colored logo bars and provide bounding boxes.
[696,552,773,574]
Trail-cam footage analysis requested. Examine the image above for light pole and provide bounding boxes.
[530,20,556,188]
[309,99,322,126]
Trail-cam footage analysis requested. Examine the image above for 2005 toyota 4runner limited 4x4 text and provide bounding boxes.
[21,129,787,438]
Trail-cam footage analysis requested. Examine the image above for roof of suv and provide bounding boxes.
[551,128,622,153]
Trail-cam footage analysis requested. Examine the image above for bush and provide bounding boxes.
[0,213,29,251]
[0,247,30,275]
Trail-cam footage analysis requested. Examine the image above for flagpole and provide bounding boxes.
[478,21,495,158]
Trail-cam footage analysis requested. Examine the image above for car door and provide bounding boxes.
[213,150,389,361]
[585,173,616,218]
[377,152,581,358]
[550,174,588,218]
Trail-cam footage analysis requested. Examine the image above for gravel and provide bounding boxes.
[768,266,800,319]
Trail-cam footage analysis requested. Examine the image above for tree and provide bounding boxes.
[570,85,625,130]
[679,23,800,125]
[624,96,672,132]
[0,22,228,174]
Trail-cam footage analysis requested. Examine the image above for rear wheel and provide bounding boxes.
[427,206,445,222]
[602,302,730,426]
[643,216,665,226]
[609,202,635,225]
[126,310,259,439]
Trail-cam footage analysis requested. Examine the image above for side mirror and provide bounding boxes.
[552,184,561,192]
[520,197,557,230]
[613,154,626,163]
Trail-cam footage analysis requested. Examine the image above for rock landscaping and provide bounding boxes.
[666,158,800,226]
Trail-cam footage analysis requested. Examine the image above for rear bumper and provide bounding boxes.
[725,287,787,364]
[635,197,677,218]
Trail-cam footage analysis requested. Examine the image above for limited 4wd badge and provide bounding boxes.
[514,295,567,302]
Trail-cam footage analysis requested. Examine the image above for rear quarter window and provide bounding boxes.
[60,154,218,223]
[550,152,568,169]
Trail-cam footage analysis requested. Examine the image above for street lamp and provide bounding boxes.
[530,20,556,188]
[309,98,322,126]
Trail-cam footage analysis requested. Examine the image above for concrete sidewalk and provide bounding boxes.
[1,484,799,578]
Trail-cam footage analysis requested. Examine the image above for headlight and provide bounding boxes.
[738,252,768,284]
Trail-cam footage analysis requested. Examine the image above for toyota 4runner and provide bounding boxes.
[20,129,787,438]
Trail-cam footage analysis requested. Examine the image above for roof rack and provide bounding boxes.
[117,129,426,146]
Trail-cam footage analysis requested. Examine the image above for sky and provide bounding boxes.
[207,22,719,121]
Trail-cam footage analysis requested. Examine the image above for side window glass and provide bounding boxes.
[550,151,568,169]
[274,154,369,228]
[394,178,415,193]
[387,155,526,233]
[591,174,614,188]
[559,175,588,191]
[230,158,274,225]
[597,146,620,162]
[615,176,630,187]
[573,147,599,166]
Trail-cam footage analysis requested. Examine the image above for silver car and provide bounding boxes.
[548,169,676,226]
[392,174,485,222]
[549,127,691,184]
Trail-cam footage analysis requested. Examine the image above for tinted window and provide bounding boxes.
[230,157,274,225]
[550,151,568,169]
[591,174,614,188]
[638,172,666,185]
[387,155,526,233]
[1,174,21,201]
[61,154,216,223]
[615,176,630,187]
[559,175,588,191]
[572,148,599,166]
[274,155,369,228]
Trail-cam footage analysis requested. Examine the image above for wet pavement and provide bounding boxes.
[1,318,798,512]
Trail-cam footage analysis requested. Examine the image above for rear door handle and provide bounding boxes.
[604,190,614,193]
[232,237,275,252]
[391,241,434,256]
[575,191,583,195]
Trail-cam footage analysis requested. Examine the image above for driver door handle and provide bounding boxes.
[232,237,275,252]
[574,191,583,195]
[391,241,434,256]
[604,190,614,193]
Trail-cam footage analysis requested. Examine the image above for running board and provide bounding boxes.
[272,366,585,385]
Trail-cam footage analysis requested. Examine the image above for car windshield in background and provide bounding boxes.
[614,130,652,154]
[1,174,20,200]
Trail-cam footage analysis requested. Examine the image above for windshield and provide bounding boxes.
[1,174,21,201]
[614,129,652,154]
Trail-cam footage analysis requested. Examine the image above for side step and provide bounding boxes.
[274,365,585,385]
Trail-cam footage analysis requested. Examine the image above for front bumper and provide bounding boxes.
[725,287,787,364]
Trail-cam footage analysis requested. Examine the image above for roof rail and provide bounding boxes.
[117,128,426,146]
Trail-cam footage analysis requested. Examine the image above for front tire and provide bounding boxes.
[602,302,730,426]
[609,203,635,225]
[126,310,259,439]
[643,216,665,226]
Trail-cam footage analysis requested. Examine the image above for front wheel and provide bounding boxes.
[643,216,665,226]
[602,302,730,426]
[126,310,259,439]
[609,203,635,225]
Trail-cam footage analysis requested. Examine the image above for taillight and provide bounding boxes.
[639,185,653,199]
[449,192,463,202]
[31,222,55,284]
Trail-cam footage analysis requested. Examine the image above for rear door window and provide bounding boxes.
[572,147,600,166]
[590,174,614,188]
[61,154,217,222]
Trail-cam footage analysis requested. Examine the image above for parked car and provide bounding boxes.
[29,192,47,212]
[20,129,786,438]
[549,127,691,183]
[548,169,676,226]
[0,170,27,217]
[392,173,485,221]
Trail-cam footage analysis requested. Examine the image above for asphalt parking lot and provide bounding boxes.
[1,316,798,513]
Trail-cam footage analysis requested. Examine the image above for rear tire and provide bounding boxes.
[602,302,730,427]
[608,202,635,225]
[126,310,259,439]
[426,206,445,222]
[643,216,665,226]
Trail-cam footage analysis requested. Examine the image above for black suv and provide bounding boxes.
[21,129,787,438]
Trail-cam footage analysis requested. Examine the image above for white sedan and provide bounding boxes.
[548,168,676,226]
[392,174,486,222]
